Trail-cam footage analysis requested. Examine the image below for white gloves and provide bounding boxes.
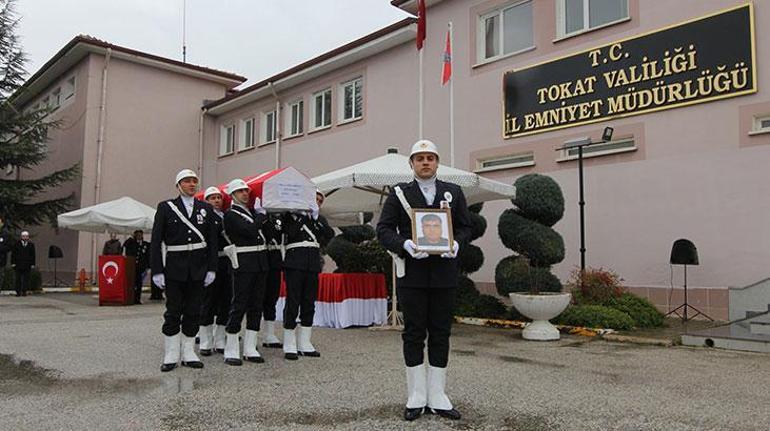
[204,271,216,287]
[441,241,460,259]
[309,201,319,220]
[152,274,165,289]
[253,197,266,215]
[403,239,429,259]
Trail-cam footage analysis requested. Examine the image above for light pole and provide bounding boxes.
[557,127,613,273]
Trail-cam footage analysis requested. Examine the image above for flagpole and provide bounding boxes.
[419,48,424,140]
[449,21,454,167]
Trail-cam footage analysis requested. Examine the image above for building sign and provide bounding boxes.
[503,4,756,139]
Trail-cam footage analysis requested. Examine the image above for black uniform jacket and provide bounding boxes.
[376,179,472,289]
[150,196,218,282]
[223,204,269,273]
[264,214,284,270]
[212,210,231,273]
[123,238,150,271]
[11,241,36,271]
[282,213,334,273]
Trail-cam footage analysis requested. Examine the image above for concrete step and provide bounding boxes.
[750,321,770,335]
[682,323,770,353]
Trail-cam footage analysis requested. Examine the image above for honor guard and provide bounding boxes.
[151,169,218,372]
[281,189,334,360]
[197,186,232,356]
[376,140,473,421]
[260,213,284,348]
[222,178,270,366]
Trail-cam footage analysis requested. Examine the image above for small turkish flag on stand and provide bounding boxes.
[441,28,452,85]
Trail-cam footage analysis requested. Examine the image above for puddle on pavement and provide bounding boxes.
[497,355,566,369]
[452,349,477,356]
[0,353,161,397]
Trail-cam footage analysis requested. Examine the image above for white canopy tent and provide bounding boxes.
[57,197,156,234]
[312,152,516,225]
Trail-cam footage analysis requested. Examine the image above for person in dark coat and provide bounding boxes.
[376,140,472,422]
[222,178,270,365]
[281,189,334,360]
[260,213,284,348]
[123,230,149,304]
[150,169,218,372]
[0,216,10,290]
[11,231,36,297]
[102,233,122,255]
[197,186,232,356]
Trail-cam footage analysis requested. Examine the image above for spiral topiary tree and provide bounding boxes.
[455,202,506,318]
[495,174,565,296]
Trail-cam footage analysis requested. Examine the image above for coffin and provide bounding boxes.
[195,167,315,212]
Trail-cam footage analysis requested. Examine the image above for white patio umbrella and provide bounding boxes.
[312,151,516,224]
[311,151,516,328]
[57,196,156,234]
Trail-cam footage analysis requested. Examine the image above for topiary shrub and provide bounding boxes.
[1,267,42,292]
[473,294,507,319]
[495,256,561,296]
[567,267,624,305]
[458,243,484,275]
[338,224,375,245]
[326,236,362,272]
[454,275,481,317]
[606,293,664,328]
[555,304,635,330]
[468,212,487,241]
[496,174,565,295]
[468,202,484,214]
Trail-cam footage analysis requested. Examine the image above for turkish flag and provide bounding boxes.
[441,29,451,85]
[416,0,426,50]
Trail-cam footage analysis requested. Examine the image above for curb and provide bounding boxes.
[454,316,615,337]
[602,334,675,347]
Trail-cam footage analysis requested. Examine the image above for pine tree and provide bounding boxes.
[0,0,79,230]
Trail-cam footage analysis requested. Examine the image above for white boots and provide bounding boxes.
[261,320,282,348]
[297,325,320,357]
[406,364,427,409]
[160,334,181,372]
[181,336,204,368]
[224,332,242,366]
[283,328,298,360]
[243,330,264,363]
[198,325,214,356]
[213,324,226,354]
[426,365,452,410]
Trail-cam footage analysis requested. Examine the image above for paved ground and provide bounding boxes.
[1,292,768,431]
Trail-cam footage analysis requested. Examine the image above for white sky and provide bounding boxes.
[15,0,410,87]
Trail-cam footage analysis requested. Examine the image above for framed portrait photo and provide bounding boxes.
[411,208,454,254]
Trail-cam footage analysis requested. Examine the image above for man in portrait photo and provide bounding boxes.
[416,213,449,247]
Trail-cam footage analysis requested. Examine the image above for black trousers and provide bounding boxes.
[200,266,232,326]
[162,276,204,337]
[133,268,146,303]
[14,269,31,295]
[283,269,318,329]
[263,268,282,321]
[226,271,267,334]
[397,287,456,368]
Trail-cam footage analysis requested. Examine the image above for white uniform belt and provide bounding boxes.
[166,242,207,252]
[217,251,226,257]
[267,244,281,251]
[236,245,267,253]
[285,241,319,250]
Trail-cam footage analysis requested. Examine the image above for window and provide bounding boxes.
[262,110,277,144]
[478,1,533,62]
[753,115,770,134]
[219,124,235,155]
[477,152,535,172]
[239,117,255,150]
[558,137,635,161]
[287,99,304,137]
[311,88,332,130]
[63,77,76,100]
[339,77,363,123]
[51,88,62,110]
[557,0,629,38]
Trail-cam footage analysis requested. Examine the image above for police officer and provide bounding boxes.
[197,186,232,356]
[222,178,270,366]
[123,230,149,304]
[260,213,284,348]
[376,140,472,421]
[151,169,218,372]
[282,189,334,360]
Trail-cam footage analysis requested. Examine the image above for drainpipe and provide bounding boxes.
[198,107,207,182]
[92,47,112,279]
[268,82,281,169]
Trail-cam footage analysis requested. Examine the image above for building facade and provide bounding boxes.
[18,1,769,319]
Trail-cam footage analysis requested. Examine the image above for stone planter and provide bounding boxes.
[509,292,572,340]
